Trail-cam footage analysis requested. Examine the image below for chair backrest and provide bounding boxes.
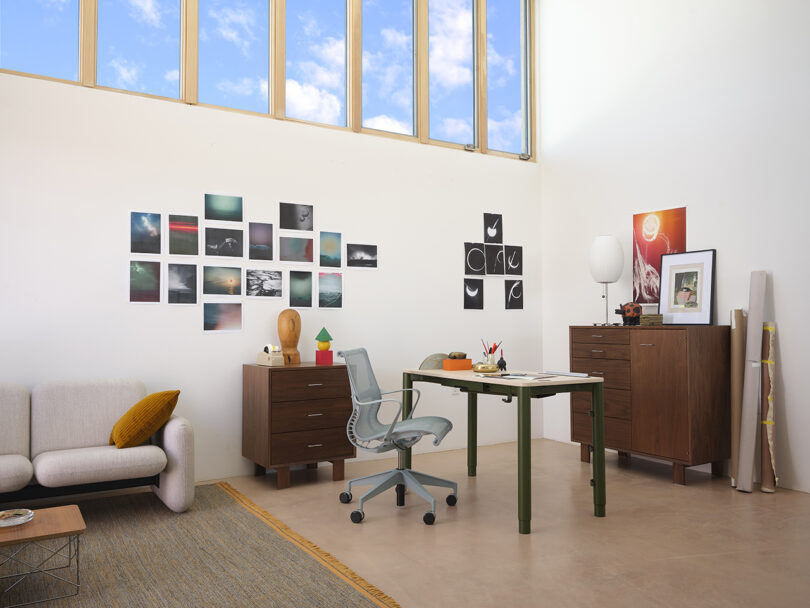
[0,383,30,458]
[338,348,385,442]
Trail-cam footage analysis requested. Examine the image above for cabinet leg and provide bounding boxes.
[276,466,291,489]
[711,461,724,477]
[673,463,686,485]
[307,463,318,470]
[618,451,631,466]
[254,464,267,477]
[580,444,591,463]
[331,459,345,481]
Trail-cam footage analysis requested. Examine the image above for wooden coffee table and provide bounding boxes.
[0,505,85,607]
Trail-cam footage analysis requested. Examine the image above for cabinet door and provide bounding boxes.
[631,330,689,460]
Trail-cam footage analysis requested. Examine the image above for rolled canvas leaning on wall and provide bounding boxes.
[730,308,746,487]
[760,324,777,493]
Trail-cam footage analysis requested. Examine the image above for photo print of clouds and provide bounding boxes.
[320,231,342,267]
[319,272,343,308]
[280,236,314,262]
[249,222,273,260]
[289,271,313,308]
[204,194,243,222]
[131,212,161,254]
[485,244,505,274]
[204,303,242,332]
[246,269,282,297]
[483,213,503,244]
[203,266,241,295]
[346,244,378,268]
[505,245,523,275]
[280,202,314,231]
[205,227,243,257]
[464,242,486,275]
[130,261,160,302]
[169,215,198,255]
[168,264,197,304]
[505,280,523,310]
[464,278,484,310]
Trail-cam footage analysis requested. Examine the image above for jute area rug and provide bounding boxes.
[1,482,399,608]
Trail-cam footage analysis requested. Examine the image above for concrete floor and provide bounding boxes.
[227,439,810,608]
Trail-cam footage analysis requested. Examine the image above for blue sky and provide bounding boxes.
[1,0,523,152]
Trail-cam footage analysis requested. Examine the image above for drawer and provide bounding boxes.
[272,398,352,433]
[270,427,354,465]
[571,328,629,345]
[571,412,631,451]
[571,389,631,420]
[571,358,631,390]
[271,367,350,402]
[572,342,630,360]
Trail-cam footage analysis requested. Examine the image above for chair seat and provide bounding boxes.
[0,454,33,493]
[391,416,453,446]
[33,445,167,488]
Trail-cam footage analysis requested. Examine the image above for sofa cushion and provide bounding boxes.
[31,379,146,459]
[0,454,34,493]
[33,445,167,488]
[110,390,180,449]
[0,383,30,458]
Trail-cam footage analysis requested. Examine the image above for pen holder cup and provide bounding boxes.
[487,353,496,365]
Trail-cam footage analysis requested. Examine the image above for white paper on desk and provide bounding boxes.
[500,373,555,380]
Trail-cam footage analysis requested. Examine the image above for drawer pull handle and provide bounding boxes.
[308,383,324,387]
[591,349,604,353]
[591,335,603,338]
[640,343,654,347]
[590,372,604,376]
[307,443,324,448]
[307,413,324,417]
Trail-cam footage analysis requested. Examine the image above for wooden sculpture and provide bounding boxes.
[278,309,301,365]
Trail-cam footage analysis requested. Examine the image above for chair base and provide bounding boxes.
[344,468,457,522]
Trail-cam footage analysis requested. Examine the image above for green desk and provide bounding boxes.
[401,369,606,534]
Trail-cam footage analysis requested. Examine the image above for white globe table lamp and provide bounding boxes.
[589,236,624,325]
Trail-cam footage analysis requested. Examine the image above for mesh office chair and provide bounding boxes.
[337,348,457,525]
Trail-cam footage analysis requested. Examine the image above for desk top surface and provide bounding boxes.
[403,369,603,388]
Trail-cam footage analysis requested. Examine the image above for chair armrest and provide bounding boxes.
[152,415,194,512]
[380,388,421,419]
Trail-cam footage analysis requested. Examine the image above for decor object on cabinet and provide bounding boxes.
[658,249,715,325]
[419,353,449,370]
[632,207,686,303]
[242,363,354,489]
[588,236,623,325]
[569,325,729,484]
[278,309,302,365]
[257,344,284,366]
[616,302,641,325]
[315,327,334,366]
[640,313,663,326]
[497,351,507,371]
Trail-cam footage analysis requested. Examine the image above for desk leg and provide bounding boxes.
[518,387,531,534]
[402,373,413,470]
[467,392,477,477]
[591,383,606,517]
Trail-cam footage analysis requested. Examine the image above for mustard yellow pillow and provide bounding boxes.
[110,390,180,449]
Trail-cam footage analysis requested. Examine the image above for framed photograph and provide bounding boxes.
[346,244,377,268]
[130,260,160,303]
[203,266,242,296]
[205,194,243,222]
[246,269,282,297]
[658,249,715,325]
[130,212,161,254]
[505,279,523,310]
[289,271,313,308]
[464,242,486,276]
[279,236,314,263]
[205,227,243,257]
[320,231,342,268]
[248,222,273,260]
[169,214,199,255]
[318,272,343,308]
[464,278,483,310]
[167,263,197,304]
[203,303,242,332]
[279,202,314,231]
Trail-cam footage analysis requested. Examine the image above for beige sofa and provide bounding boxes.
[0,379,194,512]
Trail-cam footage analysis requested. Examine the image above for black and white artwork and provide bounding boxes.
[168,263,197,304]
[485,244,505,274]
[464,242,486,275]
[205,227,243,257]
[505,245,523,275]
[279,202,314,231]
[464,278,484,310]
[484,213,503,244]
[347,244,378,268]
[246,269,282,297]
[505,280,523,310]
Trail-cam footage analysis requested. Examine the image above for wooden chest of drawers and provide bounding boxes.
[242,363,355,489]
[569,325,730,484]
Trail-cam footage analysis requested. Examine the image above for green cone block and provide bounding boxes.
[315,327,333,342]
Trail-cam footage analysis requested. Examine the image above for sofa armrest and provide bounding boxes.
[151,415,194,512]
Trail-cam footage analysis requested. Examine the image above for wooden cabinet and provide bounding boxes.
[242,363,355,489]
[569,325,730,484]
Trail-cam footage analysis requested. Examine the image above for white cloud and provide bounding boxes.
[363,114,412,135]
[164,69,179,82]
[439,117,473,142]
[487,110,522,152]
[298,60,342,90]
[298,12,320,38]
[127,0,162,28]
[216,77,257,96]
[208,6,258,56]
[429,0,473,91]
[310,37,346,70]
[260,79,269,101]
[381,28,410,51]
[487,42,516,88]
[286,79,341,125]
[108,58,140,88]
[41,0,70,9]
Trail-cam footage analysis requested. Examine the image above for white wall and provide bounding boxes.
[539,0,810,491]
[0,74,543,482]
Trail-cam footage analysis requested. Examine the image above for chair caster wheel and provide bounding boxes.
[423,512,435,525]
[339,491,352,504]
[446,494,457,506]
[350,510,364,524]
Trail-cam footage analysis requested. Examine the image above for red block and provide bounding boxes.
[316,350,333,365]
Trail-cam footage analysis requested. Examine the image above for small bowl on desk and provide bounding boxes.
[472,362,499,374]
